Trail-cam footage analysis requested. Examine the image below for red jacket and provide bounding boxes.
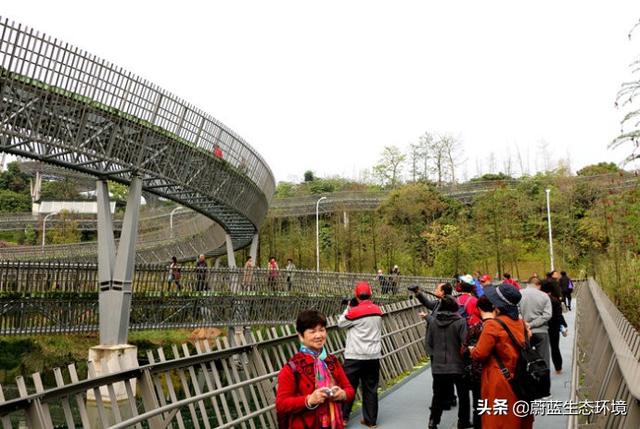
[276,352,355,429]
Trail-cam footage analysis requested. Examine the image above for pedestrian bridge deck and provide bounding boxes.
[349,302,577,429]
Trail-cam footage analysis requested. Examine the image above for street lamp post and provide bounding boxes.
[42,211,59,248]
[545,188,555,271]
[315,196,327,272]
[169,206,185,239]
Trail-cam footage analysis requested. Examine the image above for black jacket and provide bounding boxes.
[426,311,467,374]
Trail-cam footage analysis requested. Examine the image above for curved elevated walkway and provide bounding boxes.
[0,17,274,259]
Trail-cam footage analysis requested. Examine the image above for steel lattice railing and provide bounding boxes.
[0,261,447,335]
[0,17,274,256]
[0,300,427,429]
[568,278,640,428]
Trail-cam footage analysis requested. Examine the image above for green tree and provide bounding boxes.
[0,189,31,212]
[304,170,316,182]
[47,210,81,244]
[24,224,37,245]
[576,162,621,176]
[40,178,82,201]
[0,161,30,194]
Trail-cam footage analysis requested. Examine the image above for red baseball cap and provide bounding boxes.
[354,281,372,297]
[480,275,492,283]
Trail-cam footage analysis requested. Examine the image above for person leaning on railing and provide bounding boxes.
[276,310,355,429]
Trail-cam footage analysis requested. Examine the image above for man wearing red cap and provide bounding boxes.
[338,281,383,428]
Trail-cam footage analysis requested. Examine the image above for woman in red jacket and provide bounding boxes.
[276,309,355,429]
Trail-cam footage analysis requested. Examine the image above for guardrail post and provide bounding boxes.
[138,368,165,429]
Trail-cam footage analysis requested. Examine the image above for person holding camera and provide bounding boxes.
[276,310,354,429]
[338,281,383,428]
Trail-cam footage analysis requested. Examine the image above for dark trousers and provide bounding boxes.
[430,373,470,426]
[548,325,562,371]
[562,291,572,309]
[342,359,380,424]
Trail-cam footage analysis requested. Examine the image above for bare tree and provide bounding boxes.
[515,144,527,176]
[612,20,640,165]
[373,145,406,188]
[537,139,553,172]
[441,134,462,184]
[417,132,433,181]
[502,145,513,177]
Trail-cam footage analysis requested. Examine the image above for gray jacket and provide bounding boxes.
[520,286,552,334]
[426,311,467,374]
[338,304,382,360]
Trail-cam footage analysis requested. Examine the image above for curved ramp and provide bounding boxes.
[0,18,274,256]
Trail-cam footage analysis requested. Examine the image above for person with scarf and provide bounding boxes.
[276,310,355,429]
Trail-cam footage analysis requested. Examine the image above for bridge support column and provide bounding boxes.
[249,233,259,261]
[91,178,142,401]
[225,233,236,268]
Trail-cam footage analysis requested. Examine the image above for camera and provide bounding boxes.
[341,297,359,307]
[321,387,339,397]
[407,285,419,293]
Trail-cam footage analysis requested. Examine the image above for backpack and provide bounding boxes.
[277,360,298,429]
[492,318,551,402]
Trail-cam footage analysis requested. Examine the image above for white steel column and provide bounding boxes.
[249,233,259,261]
[225,233,236,268]
[98,177,142,345]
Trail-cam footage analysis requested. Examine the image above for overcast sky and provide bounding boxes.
[4,1,640,183]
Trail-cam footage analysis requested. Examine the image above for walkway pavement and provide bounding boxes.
[347,300,577,429]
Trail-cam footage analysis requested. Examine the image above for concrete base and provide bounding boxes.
[87,344,138,402]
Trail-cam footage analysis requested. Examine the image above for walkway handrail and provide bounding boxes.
[0,17,274,198]
[569,277,640,428]
[0,300,427,428]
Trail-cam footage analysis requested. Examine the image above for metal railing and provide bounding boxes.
[569,278,640,428]
[0,262,446,335]
[268,173,640,217]
[0,17,274,198]
[0,300,427,428]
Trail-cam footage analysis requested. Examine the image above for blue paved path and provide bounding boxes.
[348,300,577,429]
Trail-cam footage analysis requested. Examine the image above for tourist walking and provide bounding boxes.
[426,296,470,429]
[338,282,383,428]
[559,271,574,310]
[390,265,400,294]
[268,256,279,290]
[276,309,355,429]
[470,283,534,429]
[520,277,552,368]
[195,254,208,291]
[541,280,568,374]
[168,256,182,291]
[242,256,254,290]
[286,258,296,291]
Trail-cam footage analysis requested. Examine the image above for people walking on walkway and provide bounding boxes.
[559,271,573,311]
[470,283,534,429]
[426,296,470,429]
[276,309,355,429]
[168,256,182,291]
[268,256,279,290]
[458,281,481,326]
[195,254,208,291]
[286,258,296,291]
[502,273,521,289]
[242,256,254,290]
[541,280,568,374]
[520,276,552,368]
[338,281,383,428]
[390,265,400,294]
